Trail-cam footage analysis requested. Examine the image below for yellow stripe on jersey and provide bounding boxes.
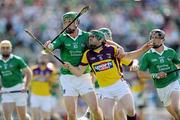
[121,58,132,66]
[81,50,89,66]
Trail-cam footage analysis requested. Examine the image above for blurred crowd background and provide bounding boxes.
[0,0,179,120]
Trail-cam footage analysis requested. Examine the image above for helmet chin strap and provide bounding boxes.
[153,44,162,49]
[94,44,103,50]
[65,28,75,34]
[89,43,104,50]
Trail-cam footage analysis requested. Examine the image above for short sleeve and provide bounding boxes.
[80,50,89,66]
[172,49,180,64]
[121,58,133,66]
[113,46,119,56]
[52,35,64,49]
[113,45,125,58]
[139,53,149,71]
[17,57,28,69]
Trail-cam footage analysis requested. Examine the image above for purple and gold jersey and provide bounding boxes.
[118,57,133,74]
[31,64,57,96]
[81,45,123,87]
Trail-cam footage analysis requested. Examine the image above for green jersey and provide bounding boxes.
[140,46,180,88]
[52,29,90,75]
[0,54,28,88]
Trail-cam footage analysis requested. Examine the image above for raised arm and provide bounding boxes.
[125,41,153,59]
[106,40,123,49]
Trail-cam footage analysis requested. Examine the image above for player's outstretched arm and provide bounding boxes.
[125,41,153,59]
[117,41,153,59]
[106,40,123,48]
[64,63,87,77]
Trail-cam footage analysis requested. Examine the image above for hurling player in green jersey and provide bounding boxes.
[136,29,180,120]
[0,40,32,120]
[44,12,103,120]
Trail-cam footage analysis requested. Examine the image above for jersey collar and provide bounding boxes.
[66,28,82,41]
[151,45,168,55]
[0,54,14,62]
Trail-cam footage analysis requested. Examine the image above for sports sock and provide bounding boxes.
[127,114,137,120]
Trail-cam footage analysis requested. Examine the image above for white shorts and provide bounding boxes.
[30,94,52,112]
[1,84,28,106]
[51,96,58,108]
[98,79,132,101]
[157,80,180,106]
[60,73,94,96]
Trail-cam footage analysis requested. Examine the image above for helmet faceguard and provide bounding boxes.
[149,29,165,40]
[149,29,165,49]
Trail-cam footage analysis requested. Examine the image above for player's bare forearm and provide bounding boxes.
[122,41,153,59]
[68,65,87,77]
[23,67,32,89]
[116,46,147,59]
[124,49,145,59]
[106,40,123,48]
[136,70,152,80]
